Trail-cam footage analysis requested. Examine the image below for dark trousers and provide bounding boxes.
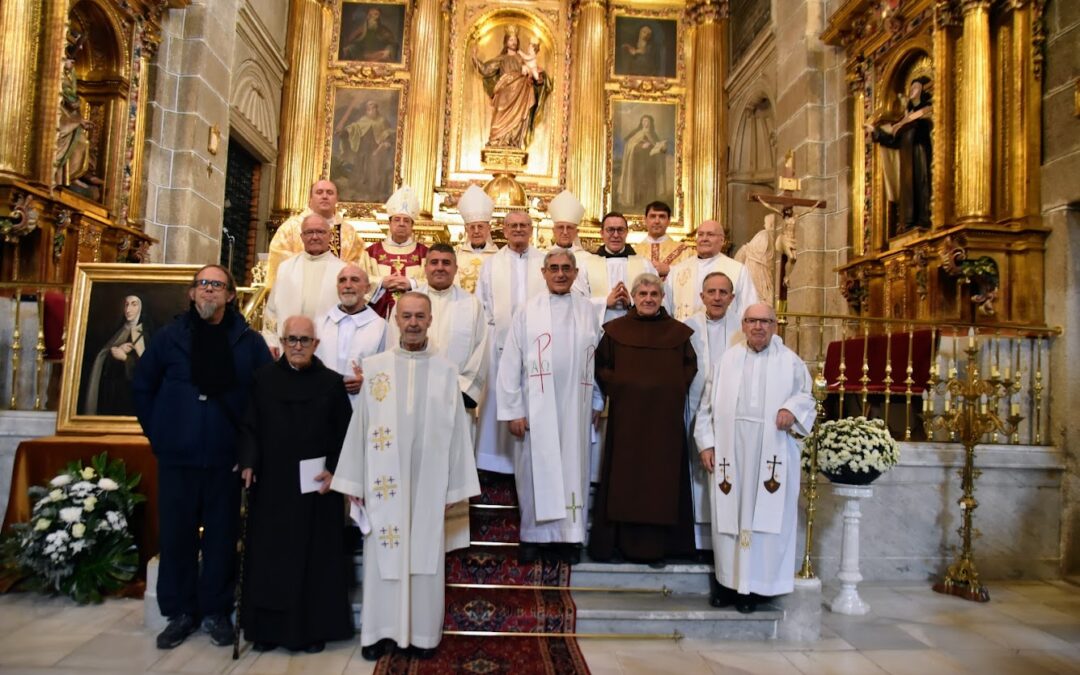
[157,465,240,619]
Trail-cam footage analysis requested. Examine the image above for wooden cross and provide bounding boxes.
[566,492,583,523]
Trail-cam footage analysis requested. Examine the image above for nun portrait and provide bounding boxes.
[84,294,154,415]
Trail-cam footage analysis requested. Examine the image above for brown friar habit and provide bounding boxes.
[238,356,355,650]
[588,307,697,563]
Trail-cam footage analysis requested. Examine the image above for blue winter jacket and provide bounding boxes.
[132,308,272,468]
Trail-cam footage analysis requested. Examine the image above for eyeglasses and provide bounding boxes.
[195,279,227,290]
[284,335,315,347]
[505,223,532,230]
[545,264,575,274]
[603,227,628,235]
[742,318,776,326]
[301,230,329,238]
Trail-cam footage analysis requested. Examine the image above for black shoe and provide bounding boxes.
[252,642,276,652]
[735,594,756,614]
[709,579,735,608]
[648,559,667,569]
[361,638,396,661]
[410,646,437,659]
[304,642,325,654]
[156,614,198,649]
[202,614,234,647]
[518,543,541,563]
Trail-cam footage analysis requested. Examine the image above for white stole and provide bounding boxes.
[524,292,595,522]
[491,247,545,344]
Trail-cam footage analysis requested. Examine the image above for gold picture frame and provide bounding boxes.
[606,96,684,221]
[609,7,685,83]
[322,83,408,207]
[333,0,411,68]
[57,263,203,435]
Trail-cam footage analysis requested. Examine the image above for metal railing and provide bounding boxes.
[0,282,71,411]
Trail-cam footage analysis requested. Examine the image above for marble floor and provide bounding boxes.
[0,580,1079,674]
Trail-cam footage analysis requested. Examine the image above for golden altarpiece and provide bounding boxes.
[825,0,1048,327]
[272,0,729,251]
[0,0,183,285]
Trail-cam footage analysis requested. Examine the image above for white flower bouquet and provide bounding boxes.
[801,416,901,484]
[2,452,144,603]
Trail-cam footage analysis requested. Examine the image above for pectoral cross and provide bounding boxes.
[391,257,406,275]
[764,455,782,494]
[530,332,553,392]
[566,491,583,523]
[718,458,732,495]
[581,345,595,403]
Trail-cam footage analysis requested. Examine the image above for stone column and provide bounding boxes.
[566,0,607,223]
[685,0,727,229]
[402,0,450,216]
[273,0,331,215]
[956,0,992,221]
[0,0,41,180]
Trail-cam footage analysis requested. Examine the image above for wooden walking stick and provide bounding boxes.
[232,484,250,660]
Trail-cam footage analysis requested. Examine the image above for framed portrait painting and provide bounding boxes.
[610,99,680,217]
[327,86,403,204]
[57,264,202,435]
[337,1,407,65]
[612,15,680,80]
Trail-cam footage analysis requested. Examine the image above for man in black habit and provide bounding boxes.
[238,315,355,653]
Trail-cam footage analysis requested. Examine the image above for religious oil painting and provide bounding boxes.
[338,1,407,64]
[611,99,678,216]
[328,86,402,204]
[613,15,679,79]
[58,264,203,435]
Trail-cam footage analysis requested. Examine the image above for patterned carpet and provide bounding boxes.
[374,471,591,674]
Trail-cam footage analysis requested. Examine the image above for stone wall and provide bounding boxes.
[1041,0,1080,574]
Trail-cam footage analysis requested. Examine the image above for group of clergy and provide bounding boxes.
[245,177,815,658]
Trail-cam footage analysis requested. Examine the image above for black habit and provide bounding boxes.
[588,307,698,563]
[238,356,355,650]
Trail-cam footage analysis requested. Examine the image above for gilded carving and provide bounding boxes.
[0,192,41,244]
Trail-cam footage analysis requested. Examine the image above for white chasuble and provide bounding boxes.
[683,310,741,549]
[475,246,547,473]
[262,251,345,351]
[388,284,489,403]
[666,253,758,322]
[331,348,480,649]
[693,335,815,595]
[496,292,602,543]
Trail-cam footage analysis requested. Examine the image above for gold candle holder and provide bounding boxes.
[797,369,829,580]
[923,332,1022,603]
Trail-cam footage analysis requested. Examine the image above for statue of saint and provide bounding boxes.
[54,33,91,190]
[865,76,933,234]
[472,26,552,150]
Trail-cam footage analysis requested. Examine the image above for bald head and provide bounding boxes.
[337,263,370,312]
[742,302,778,352]
[308,179,338,218]
[396,292,433,351]
[695,220,726,257]
[282,315,319,368]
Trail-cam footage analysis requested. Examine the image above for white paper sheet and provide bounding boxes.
[299,456,327,494]
[350,501,372,535]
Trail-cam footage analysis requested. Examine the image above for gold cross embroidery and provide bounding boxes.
[739,529,752,549]
[372,475,398,501]
[566,492,583,523]
[371,426,393,452]
[378,526,400,548]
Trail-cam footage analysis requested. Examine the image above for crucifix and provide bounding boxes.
[763,455,783,494]
[565,492,583,523]
[747,150,827,306]
[717,457,732,495]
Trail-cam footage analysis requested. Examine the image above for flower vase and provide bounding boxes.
[822,465,882,486]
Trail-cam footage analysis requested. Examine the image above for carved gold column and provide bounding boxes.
[273,0,331,215]
[686,0,727,229]
[932,0,956,227]
[1009,2,1040,221]
[0,0,42,180]
[30,1,69,186]
[956,0,992,222]
[849,61,866,256]
[402,0,450,217]
[567,0,607,223]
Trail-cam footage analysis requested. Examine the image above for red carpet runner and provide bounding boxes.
[374,470,591,674]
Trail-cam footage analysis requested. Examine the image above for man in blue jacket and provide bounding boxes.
[133,264,272,650]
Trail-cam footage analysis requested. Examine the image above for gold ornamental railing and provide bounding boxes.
[0,282,72,411]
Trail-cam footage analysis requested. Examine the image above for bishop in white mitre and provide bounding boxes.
[667,219,758,321]
[683,271,741,551]
[455,185,500,294]
[332,292,480,660]
[314,263,387,401]
[694,303,815,612]
[496,248,603,564]
[546,190,591,297]
[262,214,345,355]
[474,210,547,474]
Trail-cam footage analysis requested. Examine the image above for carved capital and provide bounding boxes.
[959,0,991,14]
[571,0,607,20]
[687,0,729,24]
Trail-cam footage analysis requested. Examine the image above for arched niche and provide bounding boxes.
[727,94,776,250]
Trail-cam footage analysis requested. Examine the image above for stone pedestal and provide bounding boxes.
[830,484,873,616]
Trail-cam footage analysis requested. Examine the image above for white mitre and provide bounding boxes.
[548,189,585,225]
[385,185,420,221]
[458,184,494,224]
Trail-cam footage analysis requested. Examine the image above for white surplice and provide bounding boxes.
[683,310,742,549]
[387,283,489,403]
[666,253,758,322]
[313,305,387,393]
[693,335,815,596]
[262,251,345,351]
[455,241,499,294]
[579,251,657,325]
[496,291,602,543]
[331,347,480,650]
[475,246,547,473]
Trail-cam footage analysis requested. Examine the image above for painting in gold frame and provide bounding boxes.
[608,98,682,218]
[608,7,685,83]
[335,0,409,66]
[325,84,405,205]
[57,263,202,435]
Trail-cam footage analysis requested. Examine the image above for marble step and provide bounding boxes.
[572,591,782,640]
[572,560,713,595]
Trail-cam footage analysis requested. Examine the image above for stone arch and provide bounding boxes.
[727,93,776,249]
[230,58,279,160]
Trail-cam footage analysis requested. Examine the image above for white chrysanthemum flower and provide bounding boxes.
[81,467,96,480]
[83,496,97,512]
[72,523,86,538]
[97,478,120,491]
[34,518,51,531]
[50,475,72,487]
[48,489,64,502]
[59,507,83,524]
